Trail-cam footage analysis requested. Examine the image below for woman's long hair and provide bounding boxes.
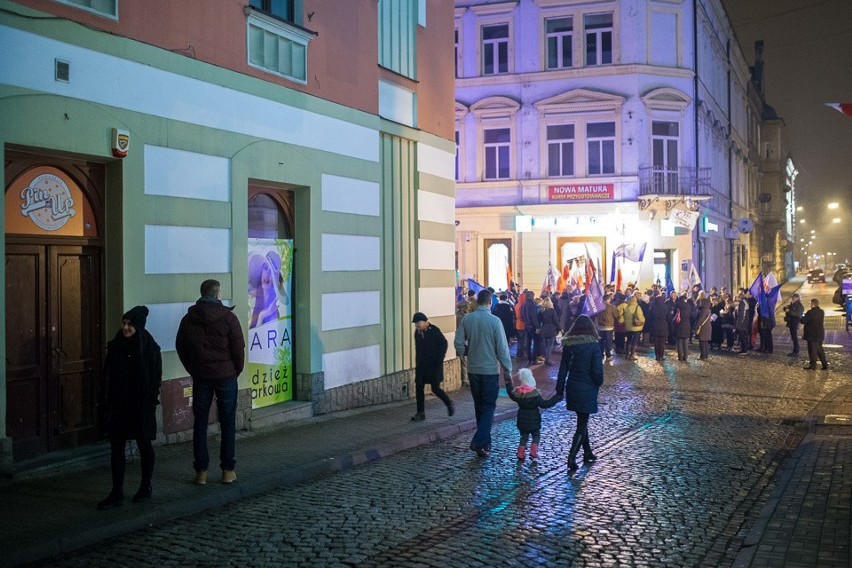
[567,314,599,339]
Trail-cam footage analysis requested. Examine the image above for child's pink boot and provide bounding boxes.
[516,445,526,460]
[529,443,539,459]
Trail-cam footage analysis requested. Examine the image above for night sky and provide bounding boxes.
[722,0,852,256]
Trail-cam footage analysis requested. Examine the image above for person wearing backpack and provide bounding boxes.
[621,291,645,361]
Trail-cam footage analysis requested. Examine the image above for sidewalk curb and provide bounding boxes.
[3,406,517,568]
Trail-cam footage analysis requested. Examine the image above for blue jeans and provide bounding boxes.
[193,376,238,472]
[468,373,500,451]
[598,330,614,357]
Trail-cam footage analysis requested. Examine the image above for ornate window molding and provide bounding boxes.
[641,87,691,113]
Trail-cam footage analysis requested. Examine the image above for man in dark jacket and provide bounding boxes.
[491,294,516,344]
[520,290,540,365]
[783,294,804,356]
[410,312,453,421]
[801,298,828,370]
[176,279,246,485]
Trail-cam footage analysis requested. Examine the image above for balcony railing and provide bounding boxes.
[638,166,713,197]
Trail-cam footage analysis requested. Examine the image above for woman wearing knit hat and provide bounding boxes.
[98,306,162,509]
[505,368,560,460]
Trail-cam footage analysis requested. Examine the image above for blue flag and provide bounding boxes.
[467,278,485,295]
[748,273,782,319]
[665,276,675,296]
[582,273,605,316]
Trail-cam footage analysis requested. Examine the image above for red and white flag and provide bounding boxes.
[826,103,852,118]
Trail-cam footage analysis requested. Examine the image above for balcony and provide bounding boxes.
[638,166,713,197]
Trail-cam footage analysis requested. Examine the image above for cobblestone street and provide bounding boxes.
[41,329,850,567]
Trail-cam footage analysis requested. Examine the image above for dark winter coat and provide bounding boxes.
[538,307,559,338]
[176,297,246,380]
[414,323,448,385]
[695,299,712,341]
[785,300,804,328]
[802,306,825,342]
[103,328,162,440]
[674,298,694,339]
[492,301,515,339]
[505,384,560,434]
[735,299,752,332]
[555,335,604,414]
[646,299,671,337]
[521,296,539,331]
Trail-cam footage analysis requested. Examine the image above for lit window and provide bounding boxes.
[585,13,613,66]
[547,124,575,177]
[482,24,509,75]
[587,122,615,175]
[545,17,573,70]
[484,128,511,180]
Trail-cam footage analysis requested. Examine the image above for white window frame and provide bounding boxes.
[586,121,616,175]
[584,12,614,67]
[471,97,519,182]
[455,102,469,182]
[544,15,574,70]
[545,123,576,178]
[246,11,314,84]
[54,0,118,19]
[483,127,512,180]
[479,20,513,76]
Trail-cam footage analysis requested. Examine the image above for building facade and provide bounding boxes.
[1,0,456,472]
[453,0,754,294]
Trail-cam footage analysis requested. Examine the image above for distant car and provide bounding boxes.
[807,268,826,283]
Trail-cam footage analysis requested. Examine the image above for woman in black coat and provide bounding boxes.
[674,296,694,361]
[410,312,453,421]
[99,306,162,509]
[646,295,671,361]
[555,315,604,471]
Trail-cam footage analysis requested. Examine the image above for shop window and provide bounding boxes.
[248,192,293,239]
[484,128,511,180]
[547,124,575,177]
[482,24,509,75]
[585,13,613,66]
[587,122,615,175]
[545,17,573,70]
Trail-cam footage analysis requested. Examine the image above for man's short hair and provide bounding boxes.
[201,279,221,298]
[812,298,820,306]
[477,289,493,306]
[467,290,476,297]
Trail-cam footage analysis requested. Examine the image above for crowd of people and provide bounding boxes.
[456,280,830,369]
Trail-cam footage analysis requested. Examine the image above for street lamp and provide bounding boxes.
[832,217,841,223]
[828,202,839,209]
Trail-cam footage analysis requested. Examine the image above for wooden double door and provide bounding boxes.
[6,241,103,460]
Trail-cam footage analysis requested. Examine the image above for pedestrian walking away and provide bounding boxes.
[555,315,604,472]
[454,289,513,458]
[674,294,694,361]
[695,297,712,360]
[801,298,828,370]
[538,298,559,365]
[410,312,454,421]
[646,295,671,361]
[783,293,804,356]
[506,368,560,460]
[176,279,246,485]
[98,306,163,510]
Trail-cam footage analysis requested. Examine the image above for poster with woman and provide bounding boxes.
[247,238,293,408]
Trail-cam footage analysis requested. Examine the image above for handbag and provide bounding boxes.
[632,308,643,327]
[673,310,681,324]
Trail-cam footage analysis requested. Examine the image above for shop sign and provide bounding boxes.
[5,166,85,236]
[548,183,614,202]
[701,217,719,234]
[247,238,294,408]
[670,207,699,230]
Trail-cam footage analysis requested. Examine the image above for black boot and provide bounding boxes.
[567,431,583,471]
[97,490,124,510]
[582,431,597,463]
[132,484,152,503]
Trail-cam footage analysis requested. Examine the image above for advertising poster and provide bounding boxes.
[247,238,293,408]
